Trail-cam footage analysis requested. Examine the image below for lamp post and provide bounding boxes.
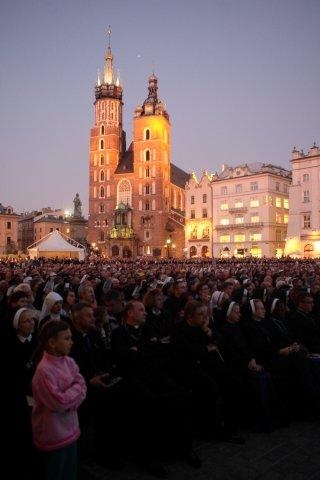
[166,237,172,258]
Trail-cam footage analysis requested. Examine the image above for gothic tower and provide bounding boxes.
[132,75,172,256]
[87,34,124,248]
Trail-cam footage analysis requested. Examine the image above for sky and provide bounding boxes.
[1,0,319,216]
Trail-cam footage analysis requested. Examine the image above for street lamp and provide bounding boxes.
[166,237,172,258]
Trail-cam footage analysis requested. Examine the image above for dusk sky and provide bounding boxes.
[1,0,319,216]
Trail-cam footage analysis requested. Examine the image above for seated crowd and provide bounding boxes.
[1,256,320,478]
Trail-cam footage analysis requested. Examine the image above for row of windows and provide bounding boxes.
[190,194,207,204]
[219,233,263,242]
[190,227,210,239]
[218,214,289,225]
[97,126,168,143]
[220,197,289,210]
[190,208,207,219]
[218,182,288,195]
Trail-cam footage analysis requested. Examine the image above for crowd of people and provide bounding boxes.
[2,255,320,479]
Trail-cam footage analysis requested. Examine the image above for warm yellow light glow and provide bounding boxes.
[64,210,71,217]
[314,241,320,252]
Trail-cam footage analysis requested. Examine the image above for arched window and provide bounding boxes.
[145,167,150,178]
[111,245,119,257]
[145,184,150,195]
[100,186,105,198]
[96,220,100,227]
[100,155,104,166]
[145,202,150,211]
[190,246,197,257]
[145,129,150,140]
[201,246,209,258]
[100,204,105,213]
[100,139,104,150]
[145,150,150,162]
[100,170,105,182]
[101,125,105,135]
[117,179,132,206]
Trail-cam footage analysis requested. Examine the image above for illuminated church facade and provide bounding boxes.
[87,40,188,258]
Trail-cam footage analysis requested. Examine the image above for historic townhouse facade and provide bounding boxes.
[87,40,188,258]
[185,172,213,258]
[0,203,19,254]
[285,143,320,257]
[185,163,291,258]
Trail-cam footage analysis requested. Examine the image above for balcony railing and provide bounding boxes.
[228,207,248,213]
[216,222,264,230]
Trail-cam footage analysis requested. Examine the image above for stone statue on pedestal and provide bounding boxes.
[73,193,82,218]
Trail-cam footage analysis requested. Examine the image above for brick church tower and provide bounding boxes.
[88,37,188,258]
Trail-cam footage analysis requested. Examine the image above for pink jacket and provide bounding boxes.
[32,351,87,451]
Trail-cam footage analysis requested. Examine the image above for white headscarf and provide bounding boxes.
[13,308,29,330]
[39,292,63,323]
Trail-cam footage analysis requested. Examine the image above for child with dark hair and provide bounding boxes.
[31,320,86,480]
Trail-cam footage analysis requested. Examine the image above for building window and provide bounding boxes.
[191,195,195,205]
[101,125,105,135]
[145,167,150,177]
[99,204,105,213]
[276,197,282,208]
[100,139,104,150]
[284,214,289,224]
[275,182,280,191]
[250,198,259,208]
[221,186,227,195]
[202,227,209,238]
[50,228,53,232]
[100,186,105,198]
[303,173,309,182]
[145,150,150,162]
[191,227,197,239]
[6,236,11,245]
[276,213,282,223]
[283,184,288,193]
[234,234,245,242]
[235,201,243,208]
[117,179,132,206]
[251,233,262,241]
[66,228,70,234]
[235,216,244,224]
[303,214,311,229]
[190,209,195,219]
[145,202,150,211]
[251,181,258,191]
[220,218,229,225]
[251,214,260,223]
[100,170,105,182]
[303,190,310,203]
[203,194,207,203]
[96,220,100,227]
[220,202,228,210]
[6,221,11,229]
[284,199,289,209]
[100,155,104,166]
[202,208,208,218]
[220,235,230,242]
[145,184,150,195]
[235,184,242,193]
[276,230,281,241]
[145,129,150,140]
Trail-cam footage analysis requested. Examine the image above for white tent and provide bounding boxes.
[28,230,86,260]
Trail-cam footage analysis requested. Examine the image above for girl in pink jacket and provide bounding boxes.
[32,320,86,480]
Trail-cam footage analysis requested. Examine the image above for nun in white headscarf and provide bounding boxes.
[38,292,67,328]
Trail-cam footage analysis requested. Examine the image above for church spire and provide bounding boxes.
[104,26,113,84]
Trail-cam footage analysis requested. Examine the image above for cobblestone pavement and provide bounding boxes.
[79,421,320,480]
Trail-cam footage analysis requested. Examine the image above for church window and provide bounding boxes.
[145,129,150,140]
[100,170,105,182]
[117,179,132,206]
[101,125,105,135]
[99,186,105,198]
[145,230,150,239]
[145,167,150,178]
[100,204,105,213]
[100,139,104,150]
[100,155,104,166]
[145,184,150,195]
[191,196,195,204]
[145,150,150,161]
[96,220,100,227]
[145,202,150,211]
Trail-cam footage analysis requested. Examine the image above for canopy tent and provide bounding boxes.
[28,230,86,260]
